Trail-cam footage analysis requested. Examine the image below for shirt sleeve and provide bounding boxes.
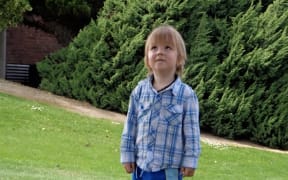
[120,91,138,163]
[181,90,201,168]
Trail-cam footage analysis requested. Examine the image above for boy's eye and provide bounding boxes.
[151,46,157,50]
[165,46,171,50]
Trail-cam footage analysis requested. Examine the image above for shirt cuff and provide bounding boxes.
[181,156,199,169]
[120,151,135,163]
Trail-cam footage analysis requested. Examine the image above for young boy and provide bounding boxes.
[120,25,201,180]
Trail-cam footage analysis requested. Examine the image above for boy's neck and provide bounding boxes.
[152,73,176,92]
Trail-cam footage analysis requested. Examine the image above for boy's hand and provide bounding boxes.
[123,162,135,173]
[181,167,195,177]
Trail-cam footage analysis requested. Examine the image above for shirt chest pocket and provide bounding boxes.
[160,104,183,126]
[137,102,151,123]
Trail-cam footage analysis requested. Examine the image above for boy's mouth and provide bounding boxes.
[155,58,165,62]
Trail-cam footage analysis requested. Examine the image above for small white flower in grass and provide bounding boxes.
[31,105,43,111]
[112,122,120,125]
[42,127,46,131]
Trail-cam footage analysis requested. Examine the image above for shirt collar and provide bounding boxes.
[148,75,182,96]
[171,77,182,96]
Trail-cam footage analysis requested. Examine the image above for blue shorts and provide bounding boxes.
[132,166,183,180]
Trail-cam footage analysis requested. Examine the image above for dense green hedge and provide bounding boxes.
[0,0,31,30]
[37,0,288,149]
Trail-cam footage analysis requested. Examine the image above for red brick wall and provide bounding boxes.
[6,25,63,64]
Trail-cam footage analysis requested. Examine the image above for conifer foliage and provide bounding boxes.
[37,0,288,149]
[214,1,288,149]
[0,0,31,30]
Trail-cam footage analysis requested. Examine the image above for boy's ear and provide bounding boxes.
[176,60,182,68]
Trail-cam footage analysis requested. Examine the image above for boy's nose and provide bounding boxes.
[156,47,164,54]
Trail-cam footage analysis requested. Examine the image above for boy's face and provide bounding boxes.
[147,41,178,75]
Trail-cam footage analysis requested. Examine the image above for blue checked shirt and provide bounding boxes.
[121,76,201,172]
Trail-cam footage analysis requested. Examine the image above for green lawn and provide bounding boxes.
[0,92,287,179]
